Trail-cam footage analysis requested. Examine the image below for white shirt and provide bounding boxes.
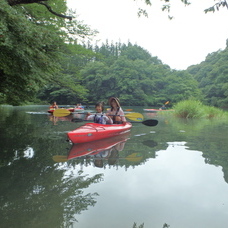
[106,107,126,122]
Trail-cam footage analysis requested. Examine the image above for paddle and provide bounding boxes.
[52,155,68,162]
[71,118,158,127]
[53,108,71,117]
[107,108,133,111]
[132,119,158,126]
[119,112,144,121]
[73,112,143,121]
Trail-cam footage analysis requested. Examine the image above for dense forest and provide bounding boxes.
[0,0,228,108]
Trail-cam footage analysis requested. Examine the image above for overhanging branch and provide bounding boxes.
[37,2,72,20]
[8,0,48,5]
[7,0,72,20]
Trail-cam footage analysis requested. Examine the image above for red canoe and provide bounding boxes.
[67,122,132,144]
[68,132,130,160]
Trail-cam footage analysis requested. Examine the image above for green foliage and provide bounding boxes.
[0,1,63,105]
[204,0,228,13]
[132,222,144,228]
[164,70,202,103]
[187,48,228,108]
[2,1,227,107]
[173,100,204,118]
[80,42,201,106]
[0,1,95,105]
[173,99,228,119]
[140,0,225,18]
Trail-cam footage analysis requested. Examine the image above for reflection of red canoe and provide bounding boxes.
[68,132,130,160]
[67,122,132,144]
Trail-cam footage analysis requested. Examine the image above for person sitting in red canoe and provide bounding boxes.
[75,103,84,109]
[86,102,113,124]
[106,97,126,124]
[159,105,167,110]
[49,101,58,109]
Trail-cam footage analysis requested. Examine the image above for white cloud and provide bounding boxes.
[67,0,228,70]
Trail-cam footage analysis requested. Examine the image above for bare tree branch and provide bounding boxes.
[7,0,72,20]
[38,2,72,20]
[8,0,48,6]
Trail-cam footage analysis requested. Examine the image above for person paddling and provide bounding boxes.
[50,101,58,109]
[106,97,126,124]
[86,102,113,124]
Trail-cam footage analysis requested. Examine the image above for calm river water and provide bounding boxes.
[0,105,228,228]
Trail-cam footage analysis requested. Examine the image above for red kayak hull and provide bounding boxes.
[67,122,132,144]
[48,109,55,113]
[74,108,84,111]
[68,132,130,160]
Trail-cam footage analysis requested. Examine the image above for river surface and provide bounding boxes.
[0,105,228,228]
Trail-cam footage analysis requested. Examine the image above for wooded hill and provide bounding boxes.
[1,0,227,108]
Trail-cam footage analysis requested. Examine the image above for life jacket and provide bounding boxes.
[112,107,121,124]
[94,114,105,124]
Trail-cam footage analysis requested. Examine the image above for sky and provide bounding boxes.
[67,0,228,70]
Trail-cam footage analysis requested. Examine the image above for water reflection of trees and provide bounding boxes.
[0,161,102,228]
[0,107,103,228]
[185,122,228,184]
[167,117,228,184]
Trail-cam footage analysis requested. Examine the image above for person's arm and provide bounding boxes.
[104,115,113,124]
[85,113,94,120]
[119,108,126,122]
[106,110,112,119]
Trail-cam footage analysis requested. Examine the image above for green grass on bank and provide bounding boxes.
[172,100,228,119]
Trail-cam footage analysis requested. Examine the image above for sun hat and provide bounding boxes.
[108,97,120,107]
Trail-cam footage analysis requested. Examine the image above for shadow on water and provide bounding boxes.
[0,105,228,227]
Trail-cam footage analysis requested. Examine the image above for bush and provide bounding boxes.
[173,100,227,119]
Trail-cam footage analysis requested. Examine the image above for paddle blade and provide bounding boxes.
[125,112,144,121]
[52,155,68,162]
[125,153,143,162]
[142,119,158,126]
[53,109,71,117]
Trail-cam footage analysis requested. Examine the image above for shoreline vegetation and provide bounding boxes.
[1,100,228,120]
[167,100,228,119]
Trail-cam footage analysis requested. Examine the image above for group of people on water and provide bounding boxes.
[85,97,126,124]
[50,97,126,125]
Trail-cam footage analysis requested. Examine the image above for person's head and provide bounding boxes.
[95,101,105,113]
[53,101,57,105]
[108,148,119,165]
[94,158,103,168]
[108,97,120,109]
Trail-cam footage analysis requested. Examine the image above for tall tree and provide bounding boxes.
[187,47,228,107]
[0,0,96,105]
